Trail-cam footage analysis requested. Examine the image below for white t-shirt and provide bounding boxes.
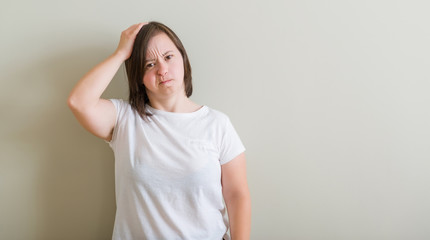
[105,99,246,240]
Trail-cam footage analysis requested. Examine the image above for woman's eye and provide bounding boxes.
[145,55,172,68]
[146,63,154,68]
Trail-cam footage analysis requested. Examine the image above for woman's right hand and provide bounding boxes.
[114,22,147,61]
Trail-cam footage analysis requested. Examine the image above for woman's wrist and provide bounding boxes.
[111,50,129,63]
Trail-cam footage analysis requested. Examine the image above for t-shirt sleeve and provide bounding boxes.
[219,116,246,165]
[104,98,126,148]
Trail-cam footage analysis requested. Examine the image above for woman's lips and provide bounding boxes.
[160,80,172,84]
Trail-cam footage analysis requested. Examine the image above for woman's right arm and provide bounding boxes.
[67,23,146,142]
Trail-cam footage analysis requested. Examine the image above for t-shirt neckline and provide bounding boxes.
[145,104,208,118]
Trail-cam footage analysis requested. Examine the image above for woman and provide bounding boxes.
[67,21,251,240]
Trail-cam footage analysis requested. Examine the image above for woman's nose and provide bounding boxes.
[157,60,168,76]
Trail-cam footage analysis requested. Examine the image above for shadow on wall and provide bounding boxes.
[1,45,128,239]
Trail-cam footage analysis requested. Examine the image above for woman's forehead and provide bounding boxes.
[146,32,177,55]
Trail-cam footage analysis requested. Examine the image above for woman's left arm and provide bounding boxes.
[221,152,251,240]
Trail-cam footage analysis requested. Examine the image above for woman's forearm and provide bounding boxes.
[225,193,252,240]
[68,23,145,111]
[67,52,125,111]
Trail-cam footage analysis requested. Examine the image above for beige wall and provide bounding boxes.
[1,0,429,239]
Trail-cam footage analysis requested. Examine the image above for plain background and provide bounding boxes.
[1,0,429,239]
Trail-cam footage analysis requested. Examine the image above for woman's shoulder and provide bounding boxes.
[204,105,232,124]
[107,98,132,109]
[108,98,128,105]
[106,98,134,119]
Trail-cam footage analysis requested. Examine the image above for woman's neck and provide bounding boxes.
[147,94,201,113]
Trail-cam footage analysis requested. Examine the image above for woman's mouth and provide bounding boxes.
[160,80,172,84]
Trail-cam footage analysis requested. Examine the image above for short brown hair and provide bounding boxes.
[124,21,193,121]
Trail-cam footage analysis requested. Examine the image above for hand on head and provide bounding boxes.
[114,22,148,61]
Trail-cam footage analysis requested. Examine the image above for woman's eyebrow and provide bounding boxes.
[145,50,173,63]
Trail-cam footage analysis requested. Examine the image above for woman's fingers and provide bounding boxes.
[115,22,148,61]
[132,22,147,35]
[125,22,147,37]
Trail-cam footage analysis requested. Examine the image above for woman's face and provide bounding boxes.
[142,32,185,99]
